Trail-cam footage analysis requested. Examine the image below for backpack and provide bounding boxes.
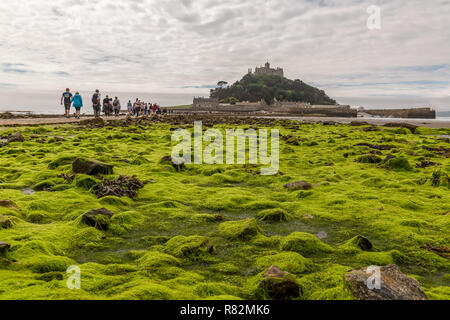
[92,93,99,104]
[113,100,118,107]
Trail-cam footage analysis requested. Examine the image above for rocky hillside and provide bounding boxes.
[210,73,337,105]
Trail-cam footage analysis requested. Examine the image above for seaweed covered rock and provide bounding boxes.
[345,264,428,300]
[165,235,214,258]
[72,158,114,176]
[160,155,186,172]
[284,181,312,190]
[250,266,301,300]
[356,154,383,164]
[7,132,25,143]
[280,232,334,256]
[387,157,413,171]
[0,215,13,229]
[137,251,181,268]
[341,236,374,254]
[93,175,146,199]
[384,123,418,134]
[219,219,262,240]
[354,143,395,151]
[0,242,11,255]
[82,208,114,230]
[0,200,19,210]
[256,252,309,274]
[256,209,291,222]
[80,117,105,128]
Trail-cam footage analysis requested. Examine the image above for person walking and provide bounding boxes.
[92,90,101,118]
[71,91,83,119]
[133,99,141,117]
[113,97,121,116]
[103,95,112,117]
[127,100,133,115]
[61,88,73,118]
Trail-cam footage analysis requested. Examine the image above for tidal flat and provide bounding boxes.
[0,116,448,300]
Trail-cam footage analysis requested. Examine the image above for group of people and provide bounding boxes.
[127,99,165,117]
[61,88,167,119]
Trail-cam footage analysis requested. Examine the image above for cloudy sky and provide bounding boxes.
[0,0,449,110]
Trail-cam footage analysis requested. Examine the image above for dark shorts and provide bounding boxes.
[64,103,71,111]
[75,107,81,112]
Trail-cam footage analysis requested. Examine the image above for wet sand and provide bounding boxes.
[0,114,449,128]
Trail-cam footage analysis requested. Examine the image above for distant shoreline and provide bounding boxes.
[0,113,449,129]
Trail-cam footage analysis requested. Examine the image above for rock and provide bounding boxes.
[256,266,300,300]
[354,143,395,151]
[80,117,105,128]
[350,121,370,126]
[345,264,428,300]
[54,136,66,142]
[0,242,11,255]
[72,158,114,176]
[93,175,146,199]
[416,160,439,168]
[384,123,418,133]
[284,181,312,190]
[82,208,114,230]
[165,235,215,258]
[256,209,291,222]
[0,215,13,229]
[362,126,381,132]
[219,219,262,240]
[160,156,186,172]
[7,132,25,143]
[384,154,396,163]
[0,200,19,209]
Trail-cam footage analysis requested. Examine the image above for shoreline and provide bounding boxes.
[0,113,449,128]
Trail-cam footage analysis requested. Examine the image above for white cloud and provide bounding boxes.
[0,0,449,109]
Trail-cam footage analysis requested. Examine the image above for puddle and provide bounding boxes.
[22,188,35,195]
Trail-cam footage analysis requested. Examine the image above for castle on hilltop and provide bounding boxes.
[249,62,284,77]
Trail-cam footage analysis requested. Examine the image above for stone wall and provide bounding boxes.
[364,108,436,119]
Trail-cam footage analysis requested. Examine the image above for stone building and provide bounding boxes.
[250,62,284,77]
[193,97,219,109]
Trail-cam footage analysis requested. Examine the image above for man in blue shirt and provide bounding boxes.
[61,88,73,118]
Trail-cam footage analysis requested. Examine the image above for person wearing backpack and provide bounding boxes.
[103,95,112,117]
[71,92,83,119]
[61,88,73,118]
[92,90,101,118]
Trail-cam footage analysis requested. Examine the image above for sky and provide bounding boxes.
[0,0,449,111]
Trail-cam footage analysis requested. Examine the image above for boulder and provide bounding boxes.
[255,266,300,300]
[284,181,312,190]
[7,132,25,143]
[72,158,114,176]
[82,208,114,230]
[345,264,428,300]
